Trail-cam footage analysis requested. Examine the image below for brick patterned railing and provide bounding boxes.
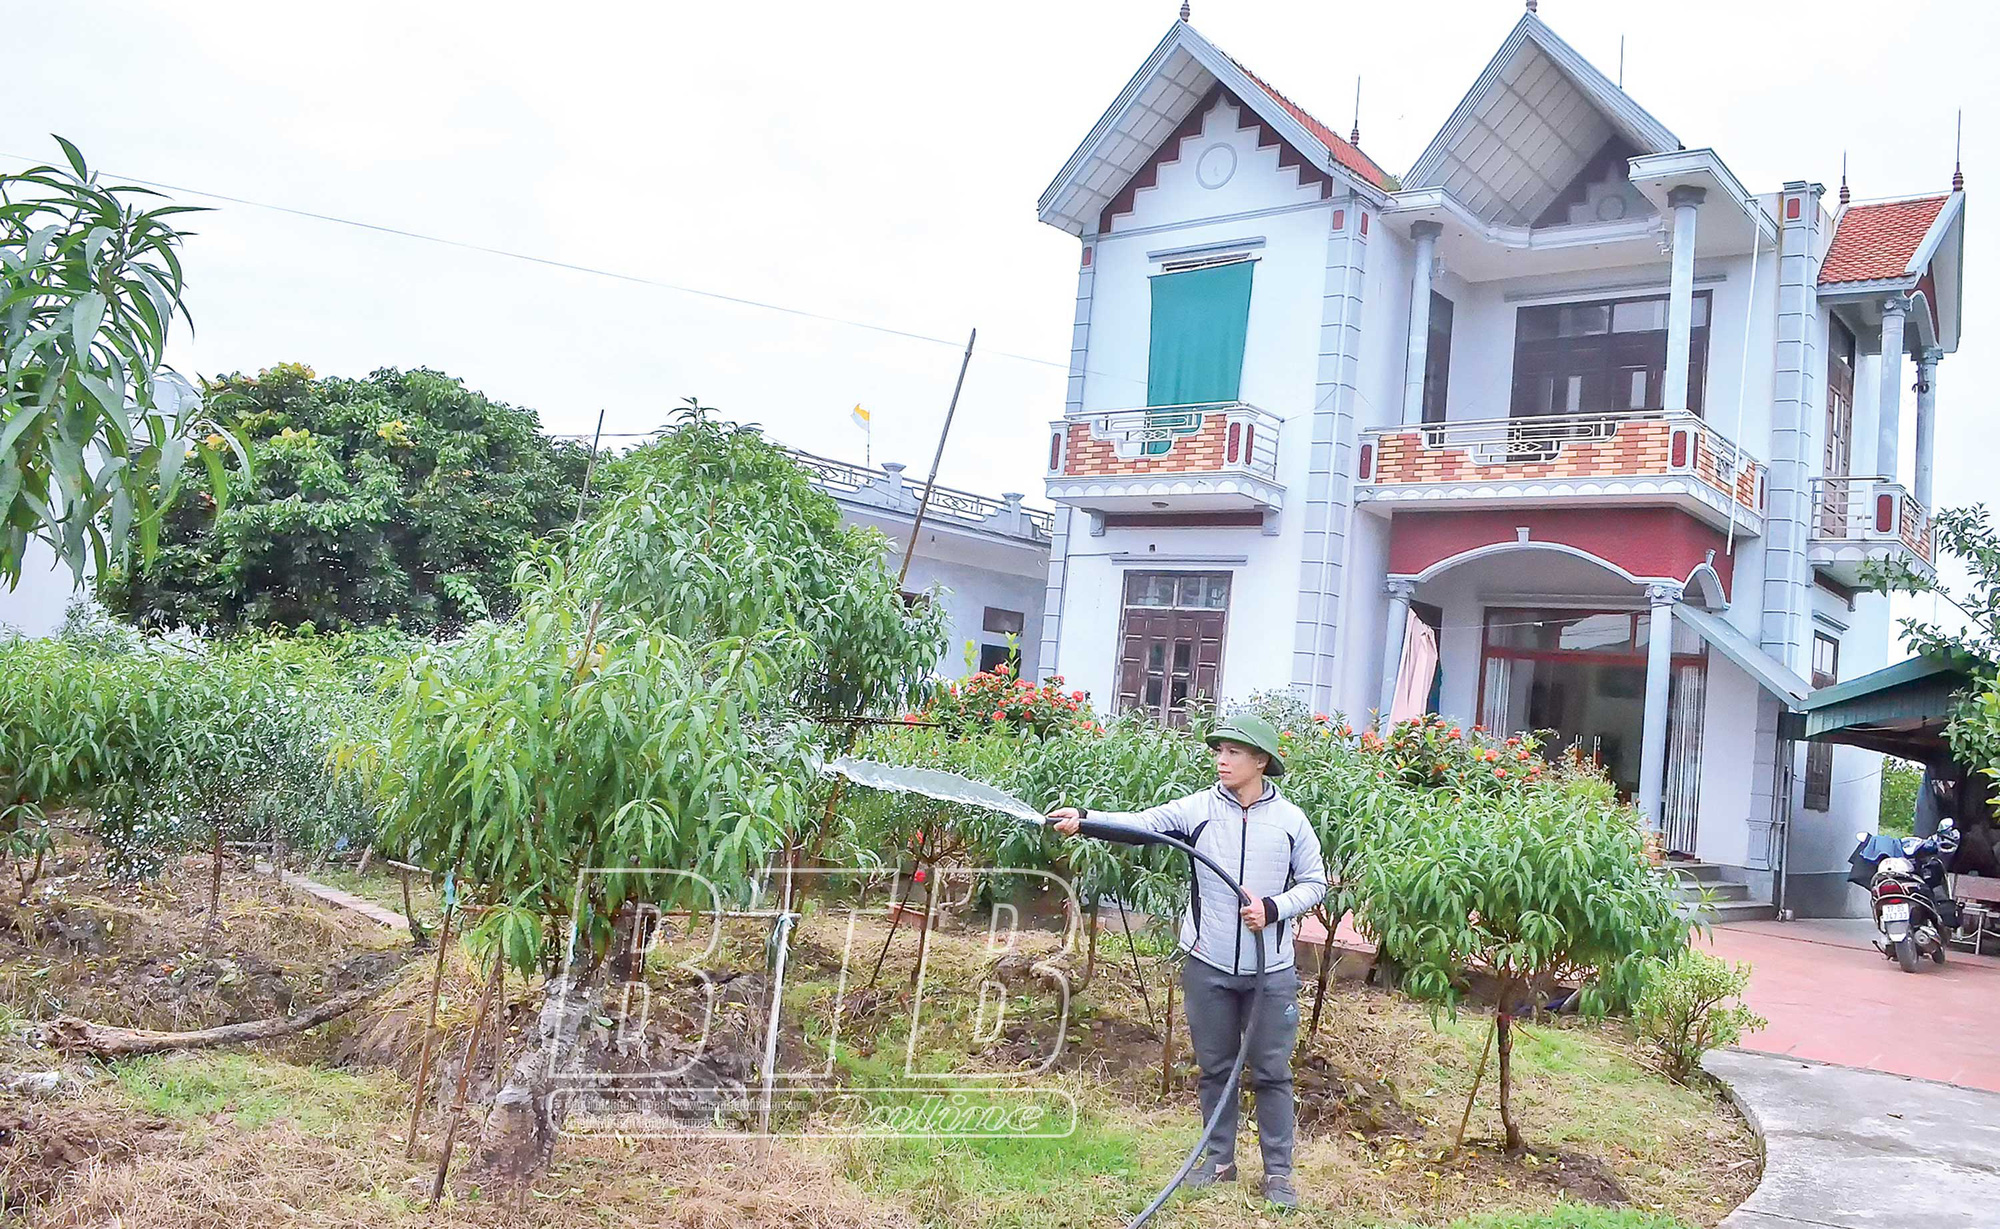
[1357,411,1762,517]
[1811,476,1934,565]
[1048,402,1281,482]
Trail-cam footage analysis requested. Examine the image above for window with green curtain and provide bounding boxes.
[1146,259,1254,408]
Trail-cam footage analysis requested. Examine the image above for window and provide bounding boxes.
[1821,318,1857,536]
[1804,632,1841,811]
[1421,292,1454,424]
[982,606,1025,636]
[1510,291,1711,418]
[978,643,1015,674]
[1146,260,1254,409]
[1478,608,1705,802]
[1116,572,1230,725]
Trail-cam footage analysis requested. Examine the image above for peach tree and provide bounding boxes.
[1355,783,1687,1152]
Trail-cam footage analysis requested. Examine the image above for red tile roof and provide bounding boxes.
[1820,194,1951,285]
[1227,58,1392,191]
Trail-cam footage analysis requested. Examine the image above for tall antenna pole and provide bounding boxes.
[897,329,977,587]
[573,407,606,527]
[1618,36,1625,89]
[1955,110,1965,191]
[1351,76,1362,147]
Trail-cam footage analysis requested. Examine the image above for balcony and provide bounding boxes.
[1808,476,1935,584]
[1355,411,1765,535]
[1044,402,1284,515]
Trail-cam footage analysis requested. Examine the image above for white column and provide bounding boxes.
[1637,583,1681,831]
[1877,296,1908,482]
[1663,186,1706,413]
[1401,222,1443,424]
[1377,579,1416,730]
[1914,346,1940,509]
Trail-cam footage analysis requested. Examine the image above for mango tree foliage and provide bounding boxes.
[580,403,946,718]
[0,140,237,584]
[374,578,815,974]
[0,624,384,874]
[1865,505,2000,817]
[100,364,591,634]
[1356,784,1688,1151]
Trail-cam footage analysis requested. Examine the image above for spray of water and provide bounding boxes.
[820,755,1048,827]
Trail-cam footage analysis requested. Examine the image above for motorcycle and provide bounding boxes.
[1847,818,1962,973]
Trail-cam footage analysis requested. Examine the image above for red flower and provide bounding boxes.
[994,662,1011,674]
[1494,767,1508,779]
[991,709,1007,721]
[1071,690,1085,702]
[1448,727,1462,740]
[913,867,928,884]
[1516,750,1531,762]
[1483,749,1500,763]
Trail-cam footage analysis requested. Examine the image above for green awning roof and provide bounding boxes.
[1791,655,1973,756]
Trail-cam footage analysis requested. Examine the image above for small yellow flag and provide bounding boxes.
[850,404,871,430]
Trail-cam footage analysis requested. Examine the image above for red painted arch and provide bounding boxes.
[1386,508,1734,595]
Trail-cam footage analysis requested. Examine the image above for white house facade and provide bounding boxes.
[1032,8,1966,916]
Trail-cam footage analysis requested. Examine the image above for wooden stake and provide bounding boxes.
[206,827,224,933]
[862,877,910,996]
[896,328,977,587]
[907,863,938,991]
[1307,906,1336,1036]
[1452,1018,1497,1156]
[399,866,429,948]
[428,950,503,1209]
[404,904,456,1157]
[1115,898,1154,1026]
[1079,900,1100,991]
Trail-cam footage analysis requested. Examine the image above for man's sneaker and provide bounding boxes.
[1183,1160,1237,1191]
[1260,1174,1299,1211]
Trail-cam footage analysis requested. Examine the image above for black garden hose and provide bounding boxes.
[1070,816,1270,1228]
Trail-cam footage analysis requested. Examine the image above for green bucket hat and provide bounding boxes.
[1205,713,1286,777]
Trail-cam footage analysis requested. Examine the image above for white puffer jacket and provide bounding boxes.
[1089,781,1327,975]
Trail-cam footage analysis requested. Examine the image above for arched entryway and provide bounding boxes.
[1378,534,1714,855]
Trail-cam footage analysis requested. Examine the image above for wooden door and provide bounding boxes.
[1116,573,1229,724]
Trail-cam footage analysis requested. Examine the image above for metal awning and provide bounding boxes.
[1673,604,1812,706]
[1788,655,1973,757]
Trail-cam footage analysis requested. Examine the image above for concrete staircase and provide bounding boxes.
[1666,859,1777,925]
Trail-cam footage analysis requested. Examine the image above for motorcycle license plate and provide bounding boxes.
[1881,903,1912,922]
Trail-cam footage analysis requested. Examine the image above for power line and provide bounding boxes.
[0,150,1147,389]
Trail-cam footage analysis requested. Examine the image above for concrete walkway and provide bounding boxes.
[1704,1048,2000,1228]
[253,860,410,931]
[1705,918,2000,1092]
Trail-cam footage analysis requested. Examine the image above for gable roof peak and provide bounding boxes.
[1403,12,1679,227]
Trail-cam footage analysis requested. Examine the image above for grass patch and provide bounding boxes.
[111,1052,389,1134]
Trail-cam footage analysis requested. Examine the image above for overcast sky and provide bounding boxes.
[7,0,1991,619]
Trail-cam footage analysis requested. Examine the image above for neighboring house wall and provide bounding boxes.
[901,552,1046,679]
[1,538,84,637]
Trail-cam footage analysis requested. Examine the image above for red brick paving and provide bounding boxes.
[1705,919,2000,1092]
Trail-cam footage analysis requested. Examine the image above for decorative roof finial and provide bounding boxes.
[1179,1,1190,20]
[1839,151,1849,205]
[1954,110,1965,191]
[1525,0,1538,12]
[1350,76,1362,148]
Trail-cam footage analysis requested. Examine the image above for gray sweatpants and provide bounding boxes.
[1180,957,1301,1178]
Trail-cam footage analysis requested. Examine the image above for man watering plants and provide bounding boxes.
[1047,713,1326,1211]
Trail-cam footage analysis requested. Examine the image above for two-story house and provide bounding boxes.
[1033,5,1966,916]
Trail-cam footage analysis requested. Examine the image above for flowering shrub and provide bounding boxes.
[919,665,1101,738]
[1372,712,1546,795]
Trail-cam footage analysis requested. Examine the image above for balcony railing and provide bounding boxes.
[787,448,1053,541]
[1356,410,1764,529]
[1045,402,1284,513]
[1809,476,1934,576]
